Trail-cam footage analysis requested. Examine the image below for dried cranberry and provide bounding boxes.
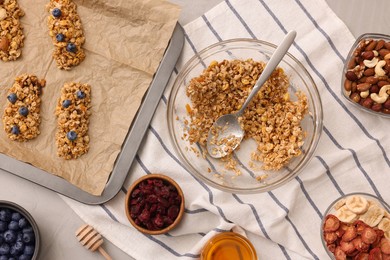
[138,208,150,223]
[131,188,141,198]
[167,205,179,220]
[153,214,164,228]
[129,177,182,231]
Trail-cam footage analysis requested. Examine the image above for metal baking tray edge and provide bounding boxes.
[0,23,184,205]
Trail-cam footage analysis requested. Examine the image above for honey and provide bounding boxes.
[201,232,257,260]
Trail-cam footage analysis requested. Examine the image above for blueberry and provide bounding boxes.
[11,213,22,222]
[8,221,19,231]
[66,43,77,53]
[0,221,6,232]
[23,245,34,256]
[4,230,17,243]
[56,33,65,42]
[18,218,28,229]
[0,233,3,244]
[66,131,77,141]
[0,209,11,222]
[22,232,34,245]
[22,226,32,234]
[0,243,10,255]
[7,93,17,104]
[62,99,71,108]
[16,232,23,242]
[76,90,85,99]
[52,8,61,18]
[11,125,20,135]
[18,255,32,260]
[19,107,28,117]
[0,256,7,260]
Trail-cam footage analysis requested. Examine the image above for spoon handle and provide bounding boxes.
[237,30,296,116]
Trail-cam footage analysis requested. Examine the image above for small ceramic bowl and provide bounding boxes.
[125,174,185,235]
[321,192,390,259]
[342,33,390,117]
[0,200,40,260]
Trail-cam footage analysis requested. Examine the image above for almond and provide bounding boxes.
[0,36,9,52]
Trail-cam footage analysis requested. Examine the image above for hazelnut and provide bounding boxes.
[350,93,361,103]
[371,103,382,112]
[345,71,358,81]
[0,36,9,52]
[383,99,390,110]
[361,97,373,109]
[370,85,380,94]
[361,51,375,60]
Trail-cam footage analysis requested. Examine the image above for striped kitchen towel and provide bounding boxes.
[62,0,390,259]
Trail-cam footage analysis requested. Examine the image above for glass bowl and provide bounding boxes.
[167,38,323,193]
[0,200,40,260]
[321,192,390,259]
[341,33,390,118]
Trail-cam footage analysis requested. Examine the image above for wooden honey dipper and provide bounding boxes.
[76,224,112,260]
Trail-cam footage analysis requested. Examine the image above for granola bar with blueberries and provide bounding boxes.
[2,74,46,141]
[55,82,91,159]
[0,0,25,61]
[46,0,86,70]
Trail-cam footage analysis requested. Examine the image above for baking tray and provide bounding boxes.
[0,23,184,205]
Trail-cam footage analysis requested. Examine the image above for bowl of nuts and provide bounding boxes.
[167,38,323,193]
[321,193,390,259]
[342,33,390,116]
[125,174,184,235]
[0,201,40,260]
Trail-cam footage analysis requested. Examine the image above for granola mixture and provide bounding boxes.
[0,0,25,61]
[2,74,46,141]
[46,0,86,70]
[184,59,308,171]
[55,82,91,159]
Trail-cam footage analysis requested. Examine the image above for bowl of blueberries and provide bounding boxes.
[0,201,39,260]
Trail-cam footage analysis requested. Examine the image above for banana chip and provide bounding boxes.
[359,205,385,227]
[345,195,369,214]
[335,205,358,223]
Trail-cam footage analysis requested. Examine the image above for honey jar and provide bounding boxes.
[201,232,257,260]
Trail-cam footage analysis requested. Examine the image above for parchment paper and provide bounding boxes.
[0,0,181,195]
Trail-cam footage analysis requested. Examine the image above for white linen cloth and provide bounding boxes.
[62,0,390,259]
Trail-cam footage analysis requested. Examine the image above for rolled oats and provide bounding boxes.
[0,0,25,62]
[55,82,91,159]
[46,0,86,70]
[184,59,308,172]
[2,74,46,141]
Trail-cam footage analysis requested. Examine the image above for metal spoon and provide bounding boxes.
[206,31,297,158]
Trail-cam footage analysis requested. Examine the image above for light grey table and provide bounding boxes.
[0,1,388,259]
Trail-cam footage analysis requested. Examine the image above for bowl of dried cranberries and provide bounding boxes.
[321,193,390,259]
[125,174,185,235]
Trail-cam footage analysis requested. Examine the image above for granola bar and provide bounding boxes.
[0,0,25,61]
[46,0,86,70]
[2,74,46,141]
[55,82,91,159]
